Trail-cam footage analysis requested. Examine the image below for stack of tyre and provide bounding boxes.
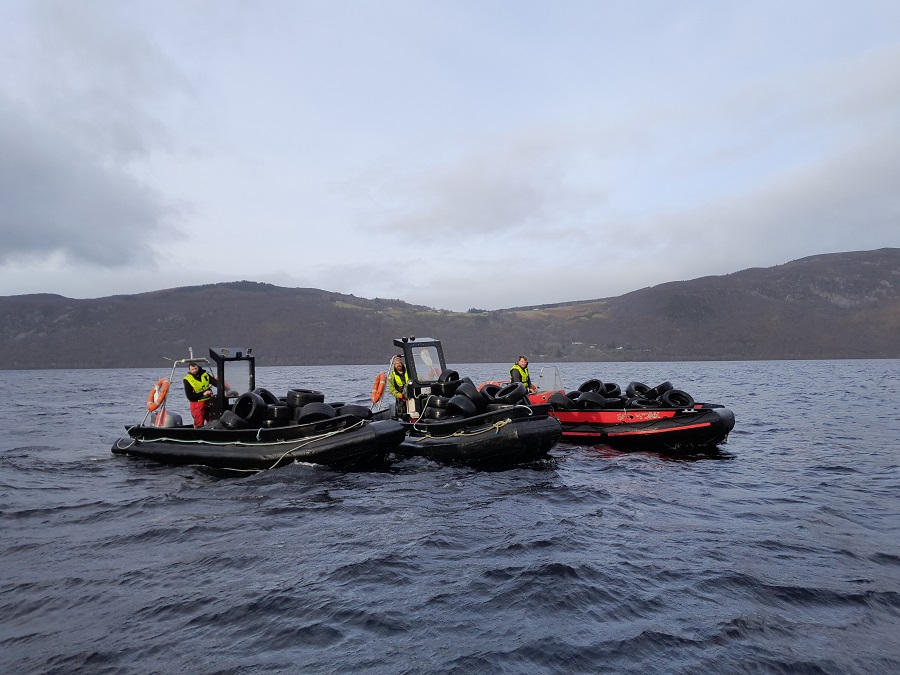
[546,380,696,412]
[215,387,373,430]
[418,370,530,422]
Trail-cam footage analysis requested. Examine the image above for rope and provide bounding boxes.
[134,418,366,448]
[123,419,369,474]
[407,417,512,443]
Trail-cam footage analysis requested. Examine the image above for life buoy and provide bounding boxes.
[371,372,386,403]
[146,378,170,411]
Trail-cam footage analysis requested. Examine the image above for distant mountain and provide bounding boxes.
[1,248,897,369]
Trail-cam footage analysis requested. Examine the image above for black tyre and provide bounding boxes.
[626,382,650,398]
[261,418,290,428]
[455,382,488,410]
[627,397,660,409]
[644,381,673,400]
[566,391,581,401]
[479,383,502,401]
[661,389,695,408]
[336,404,372,419]
[548,392,575,410]
[266,404,293,420]
[425,395,451,409]
[232,392,267,424]
[601,382,621,398]
[287,388,325,407]
[430,379,462,397]
[493,382,527,404]
[577,379,604,394]
[422,407,451,420]
[438,369,459,382]
[295,402,336,423]
[446,394,478,417]
[600,395,628,409]
[253,388,280,405]
[577,391,606,410]
[220,410,249,429]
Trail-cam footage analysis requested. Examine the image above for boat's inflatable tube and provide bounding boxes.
[146,379,170,411]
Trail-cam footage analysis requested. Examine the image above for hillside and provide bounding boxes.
[0,248,897,368]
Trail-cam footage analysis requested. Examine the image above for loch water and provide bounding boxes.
[1,359,899,674]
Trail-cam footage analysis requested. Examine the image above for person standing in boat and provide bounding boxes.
[510,356,537,393]
[387,355,409,412]
[183,362,219,427]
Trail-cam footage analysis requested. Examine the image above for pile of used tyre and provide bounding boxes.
[213,387,373,430]
[418,370,531,422]
[546,380,696,411]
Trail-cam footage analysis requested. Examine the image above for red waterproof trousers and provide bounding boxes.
[190,400,210,428]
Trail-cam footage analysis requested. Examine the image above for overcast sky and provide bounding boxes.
[1,1,898,311]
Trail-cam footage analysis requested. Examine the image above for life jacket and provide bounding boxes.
[510,363,530,385]
[184,370,212,402]
[390,369,409,398]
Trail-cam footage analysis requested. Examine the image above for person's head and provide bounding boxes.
[393,355,405,372]
[188,362,201,375]
[517,356,528,368]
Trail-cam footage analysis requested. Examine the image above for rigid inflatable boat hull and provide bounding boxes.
[552,406,734,450]
[396,406,562,466]
[112,416,407,470]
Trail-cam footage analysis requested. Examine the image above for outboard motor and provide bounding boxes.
[153,410,183,427]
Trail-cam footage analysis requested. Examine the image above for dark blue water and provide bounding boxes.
[2,360,899,674]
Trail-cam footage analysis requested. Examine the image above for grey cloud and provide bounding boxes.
[377,132,609,240]
[0,3,192,268]
[647,132,900,277]
[0,104,180,266]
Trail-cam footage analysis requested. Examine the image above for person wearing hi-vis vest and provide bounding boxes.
[183,362,219,427]
[510,355,536,393]
[387,355,409,412]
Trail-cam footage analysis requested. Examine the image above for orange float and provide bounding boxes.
[371,371,387,403]
[146,378,170,411]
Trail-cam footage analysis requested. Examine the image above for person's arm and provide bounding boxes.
[387,376,404,399]
[184,379,202,402]
[510,368,523,383]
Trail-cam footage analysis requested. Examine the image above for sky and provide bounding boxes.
[1,1,898,311]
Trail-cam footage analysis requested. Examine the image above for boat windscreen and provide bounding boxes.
[535,366,564,392]
[222,360,253,395]
[412,345,442,382]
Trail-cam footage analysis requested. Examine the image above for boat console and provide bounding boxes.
[392,336,446,419]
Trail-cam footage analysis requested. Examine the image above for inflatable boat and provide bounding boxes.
[112,347,406,471]
[530,371,735,451]
[371,337,562,466]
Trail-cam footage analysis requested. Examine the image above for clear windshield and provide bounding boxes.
[412,345,443,382]
[535,366,565,392]
[222,360,253,395]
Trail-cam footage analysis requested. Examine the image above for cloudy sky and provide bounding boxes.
[1,1,898,310]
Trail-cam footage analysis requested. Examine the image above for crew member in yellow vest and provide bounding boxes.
[387,355,409,410]
[510,355,536,393]
[183,362,219,427]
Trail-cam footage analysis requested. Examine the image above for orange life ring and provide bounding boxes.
[371,372,387,403]
[146,378,170,411]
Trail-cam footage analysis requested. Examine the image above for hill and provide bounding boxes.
[0,248,897,368]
